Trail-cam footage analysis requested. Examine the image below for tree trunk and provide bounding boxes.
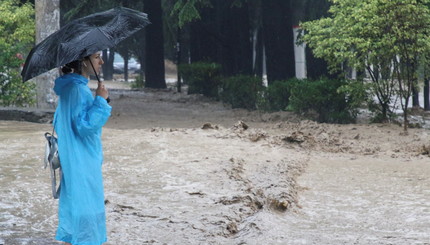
[425,77,430,111]
[177,26,182,92]
[134,29,146,78]
[249,0,263,78]
[305,46,334,80]
[403,110,408,132]
[189,1,252,77]
[35,0,60,109]
[102,49,114,81]
[124,51,129,82]
[220,0,252,76]
[144,0,166,89]
[412,86,420,107]
[189,6,220,63]
[303,0,332,80]
[253,27,264,78]
[262,0,296,84]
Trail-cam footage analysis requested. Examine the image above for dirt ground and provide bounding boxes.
[0,79,430,244]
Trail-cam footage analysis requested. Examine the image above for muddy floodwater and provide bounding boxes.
[1,89,430,244]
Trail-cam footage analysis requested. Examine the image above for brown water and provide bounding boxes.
[1,121,429,245]
[279,156,430,244]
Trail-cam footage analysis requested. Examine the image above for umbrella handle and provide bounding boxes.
[88,59,101,83]
[89,60,110,103]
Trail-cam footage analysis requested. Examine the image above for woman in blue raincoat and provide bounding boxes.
[53,52,111,245]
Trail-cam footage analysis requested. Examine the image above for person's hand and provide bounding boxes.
[96,81,109,99]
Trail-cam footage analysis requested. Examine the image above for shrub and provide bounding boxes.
[0,0,36,107]
[265,80,291,111]
[0,69,36,107]
[178,62,221,98]
[288,78,359,123]
[258,79,301,111]
[131,74,145,88]
[221,75,264,110]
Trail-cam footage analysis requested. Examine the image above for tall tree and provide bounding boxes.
[302,0,332,80]
[188,0,252,76]
[262,0,296,84]
[144,0,167,88]
[301,0,430,131]
[101,48,115,81]
[116,0,142,82]
[248,0,264,77]
[188,7,218,63]
[220,1,252,76]
[425,73,430,111]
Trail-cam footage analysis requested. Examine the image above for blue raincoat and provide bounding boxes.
[53,73,111,244]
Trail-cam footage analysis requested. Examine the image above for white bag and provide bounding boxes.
[44,132,61,199]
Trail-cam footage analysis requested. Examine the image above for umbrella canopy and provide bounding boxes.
[21,7,150,82]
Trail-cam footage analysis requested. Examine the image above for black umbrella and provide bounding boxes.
[21,7,150,82]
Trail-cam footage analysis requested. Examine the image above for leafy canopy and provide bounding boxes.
[171,0,211,27]
[301,0,430,73]
[301,0,430,127]
[0,0,35,106]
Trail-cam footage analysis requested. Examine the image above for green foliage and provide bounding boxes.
[301,0,430,128]
[257,79,295,111]
[179,62,221,98]
[0,70,36,107]
[337,80,371,111]
[171,0,211,27]
[221,75,263,110]
[0,0,36,106]
[131,74,145,89]
[288,78,358,124]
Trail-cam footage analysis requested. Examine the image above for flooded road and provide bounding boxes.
[0,121,307,244]
[280,155,430,244]
[1,118,429,244]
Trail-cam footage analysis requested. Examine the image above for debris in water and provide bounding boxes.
[233,121,249,131]
[202,122,219,130]
[226,222,238,234]
[283,131,306,143]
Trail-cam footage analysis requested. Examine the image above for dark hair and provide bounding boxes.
[61,56,90,74]
[61,60,82,74]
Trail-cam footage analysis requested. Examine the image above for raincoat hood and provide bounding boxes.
[54,73,89,96]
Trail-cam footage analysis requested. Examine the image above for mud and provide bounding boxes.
[1,88,429,244]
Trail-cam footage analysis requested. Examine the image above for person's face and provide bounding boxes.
[84,52,104,75]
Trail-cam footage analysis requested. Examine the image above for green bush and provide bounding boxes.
[0,69,36,107]
[0,44,36,107]
[178,62,221,98]
[131,74,145,88]
[258,79,301,111]
[221,75,264,110]
[288,78,359,123]
[266,80,290,111]
[0,0,36,107]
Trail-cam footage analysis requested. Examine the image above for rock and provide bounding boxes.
[202,122,218,130]
[284,131,306,143]
[421,145,430,156]
[269,199,290,212]
[233,121,249,130]
[249,132,267,142]
[226,222,238,234]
